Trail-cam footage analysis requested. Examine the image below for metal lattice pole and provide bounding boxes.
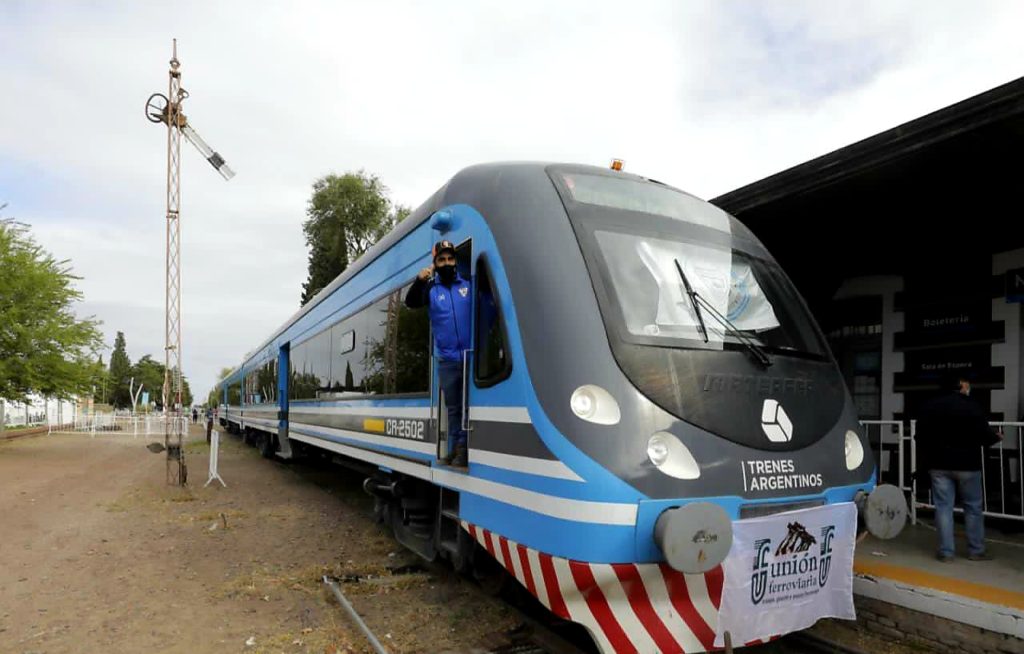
[164,41,186,486]
[146,39,234,485]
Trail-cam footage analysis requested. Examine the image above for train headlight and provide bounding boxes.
[570,385,620,425]
[844,430,864,470]
[647,432,700,479]
[647,435,670,466]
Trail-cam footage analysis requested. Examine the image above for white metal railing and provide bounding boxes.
[860,420,916,523]
[911,421,1023,524]
[860,419,1024,525]
[47,413,190,438]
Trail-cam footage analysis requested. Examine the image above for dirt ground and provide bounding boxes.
[0,426,520,654]
[0,426,940,654]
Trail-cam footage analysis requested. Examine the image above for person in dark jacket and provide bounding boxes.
[915,375,1003,562]
[405,239,471,467]
[205,406,214,444]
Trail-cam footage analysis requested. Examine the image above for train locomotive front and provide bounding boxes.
[443,164,906,652]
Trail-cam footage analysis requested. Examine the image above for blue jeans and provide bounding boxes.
[438,360,467,451]
[930,470,986,557]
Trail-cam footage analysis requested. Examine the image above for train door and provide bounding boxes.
[432,239,473,463]
[277,343,292,458]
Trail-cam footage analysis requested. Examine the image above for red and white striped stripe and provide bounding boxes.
[462,521,774,654]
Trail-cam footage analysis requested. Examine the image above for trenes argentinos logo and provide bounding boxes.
[750,521,836,606]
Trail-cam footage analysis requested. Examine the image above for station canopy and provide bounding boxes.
[712,76,1024,315]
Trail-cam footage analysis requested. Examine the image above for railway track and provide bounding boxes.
[322,563,865,654]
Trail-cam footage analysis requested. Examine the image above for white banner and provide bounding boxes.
[715,502,857,647]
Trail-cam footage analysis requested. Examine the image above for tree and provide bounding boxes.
[128,354,193,410]
[130,355,163,409]
[91,354,108,404]
[0,215,102,402]
[108,331,132,408]
[300,171,410,305]
[206,366,233,407]
[172,366,194,408]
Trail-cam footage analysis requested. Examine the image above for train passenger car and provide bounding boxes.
[216,162,905,653]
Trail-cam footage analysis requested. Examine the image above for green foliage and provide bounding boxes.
[137,357,193,409]
[207,366,233,407]
[91,354,108,403]
[362,294,429,395]
[0,216,103,402]
[300,171,410,305]
[108,331,132,408]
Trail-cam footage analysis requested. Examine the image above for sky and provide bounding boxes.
[2,1,1023,399]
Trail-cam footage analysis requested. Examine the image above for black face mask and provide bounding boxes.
[436,264,457,284]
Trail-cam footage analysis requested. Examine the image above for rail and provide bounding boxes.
[859,419,1024,525]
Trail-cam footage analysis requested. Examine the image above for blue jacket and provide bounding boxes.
[406,273,472,362]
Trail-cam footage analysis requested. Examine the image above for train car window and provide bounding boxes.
[227,381,241,405]
[354,294,391,395]
[288,343,305,399]
[455,240,472,281]
[392,284,430,394]
[292,286,430,400]
[327,319,364,395]
[474,258,511,386]
[244,368,261,404]
[254,358,277,404]
[290,329,332,400]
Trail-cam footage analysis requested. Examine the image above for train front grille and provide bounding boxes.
[739,499,825,519]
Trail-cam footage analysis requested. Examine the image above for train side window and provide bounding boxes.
[289,330,331,400]
[474,258,511,386]
[391,284,431,394]
[228,381,241,405]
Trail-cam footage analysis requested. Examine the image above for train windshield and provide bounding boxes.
[556,171,827,358]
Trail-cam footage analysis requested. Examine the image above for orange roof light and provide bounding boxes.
[610,158,624,171]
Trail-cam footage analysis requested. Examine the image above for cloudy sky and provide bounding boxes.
[3,1,1023,398]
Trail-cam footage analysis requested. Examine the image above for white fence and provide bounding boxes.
[48,413,191,438]
[860,419,1024,525]
[1,397,79,430]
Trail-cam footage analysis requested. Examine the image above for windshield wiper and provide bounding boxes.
[674,259,773,368]
[674,259,708,343]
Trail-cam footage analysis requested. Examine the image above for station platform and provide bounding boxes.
[853,518,1024,651]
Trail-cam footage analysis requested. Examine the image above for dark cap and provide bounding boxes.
[432,240,456,260]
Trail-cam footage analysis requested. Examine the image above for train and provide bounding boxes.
[215,162,906,653]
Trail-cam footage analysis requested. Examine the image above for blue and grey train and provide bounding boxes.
[216,163,904,653]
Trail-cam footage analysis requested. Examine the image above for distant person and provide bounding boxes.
[405,239,471,467]
[192,407,198,424]
[915,375,1003,562]
[205,406,214,444]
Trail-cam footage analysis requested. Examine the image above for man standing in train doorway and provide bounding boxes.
[405,239,471,467]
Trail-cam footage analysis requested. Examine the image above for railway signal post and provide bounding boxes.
[145,39,234,485]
